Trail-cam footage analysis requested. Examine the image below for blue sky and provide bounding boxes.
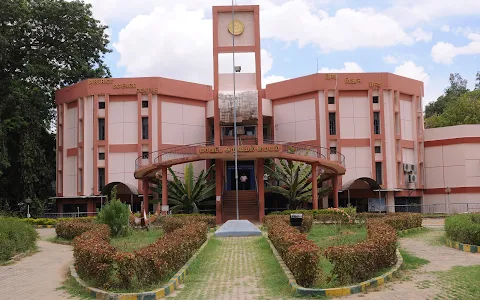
[85,0,480,107]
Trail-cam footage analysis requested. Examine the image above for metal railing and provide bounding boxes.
[40,212,97,218]
[385,203,480,214]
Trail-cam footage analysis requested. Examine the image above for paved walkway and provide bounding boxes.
[0,229,73,300]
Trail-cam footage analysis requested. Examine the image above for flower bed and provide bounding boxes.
[445,213,480,246]
[72,219,208,290]
[0,217,38,261]
[264,215,320,287]
[324,219,397,284]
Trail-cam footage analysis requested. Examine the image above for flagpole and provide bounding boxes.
[232,0,239,220]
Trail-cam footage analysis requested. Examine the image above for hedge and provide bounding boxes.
[382,213,422,231]
[72,219,208,290]
[324,219,397,284]
[269,209,387,224]
[264,214,313,233]
[22,217,96,226]
[265,215,320,287]
[159,215,216,233]
[56,218,97,239]
[445,213,480,246]
[0,217,38,261]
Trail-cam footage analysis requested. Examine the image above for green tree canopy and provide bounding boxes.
[425,73,469,119]
[0,0,111,210]
[425,90,480,128]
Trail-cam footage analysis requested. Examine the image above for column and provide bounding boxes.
[142,178,150,215]
[215,160,223,224]
[87,199,95,216]
[312,164,318,210]
[332,176,339,208]
[162,167,168,216]
[257,159,265,221]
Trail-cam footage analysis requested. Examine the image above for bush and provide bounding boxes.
[383,213,422,231]
[160,215,216,233]
[265,215,320,287]
[324,219,397,284]
[22,217,95,226]
[0,218,38,261]
[445,213,480,246]
[56,218,97,239]
[97,188,130,237]
[72,219,208,290]
[264,214,313,233]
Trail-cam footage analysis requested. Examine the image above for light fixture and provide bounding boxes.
[234,66,241,73]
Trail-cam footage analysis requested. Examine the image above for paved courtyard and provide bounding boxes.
[0,229,73,300]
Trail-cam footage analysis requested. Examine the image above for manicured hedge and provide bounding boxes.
[383,213,422,231]
[264,214,313,233]
[265,215,320,287]
[56,218,97,239]
[160,215,216,233]
[22,217,96,226]
[0,217,38,261]
[324,219,397,284]
[445,213,480,246]
[73,219,208,289]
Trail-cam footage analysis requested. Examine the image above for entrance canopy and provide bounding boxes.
[341,177,381,191]
[101,182,139,196]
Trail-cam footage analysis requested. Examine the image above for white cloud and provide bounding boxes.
[394,61,428,82]
[260,1,413,52]
[113,5,285,87]
[431,32,480,64]
[411,28,432,42]
[440,25,450,32]
[383,55,398,64]
[318,62,364,73]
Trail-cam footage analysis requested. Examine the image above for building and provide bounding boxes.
[54,5,480,222]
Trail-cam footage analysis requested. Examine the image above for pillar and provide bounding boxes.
[162,167,168,216]
[257,159,265,221]
[142,178,150,215]
[215,160,223,224]
[87,199,95,216]
[332,176,339,208]
[312,164,318,210]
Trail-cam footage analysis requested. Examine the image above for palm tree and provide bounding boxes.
[152,163,215,213]
[265,159,331,209]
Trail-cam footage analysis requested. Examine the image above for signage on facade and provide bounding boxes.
[137,88,158,94]
[345,78,361,84]
[113,83,136,89]
[325,74,337,80]
[369,82,381,88]
[197,145,281,154]
[88,79,113,85]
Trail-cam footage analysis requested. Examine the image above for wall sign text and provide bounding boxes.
[88,79,113,85]
[369,82,381,88]
[344,78,361,84]
[325,74,337,80]
[113,83,136,89]
[198,145,281,154]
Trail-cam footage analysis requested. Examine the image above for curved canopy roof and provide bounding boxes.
[101,182,139,196]
[341,177,381,191]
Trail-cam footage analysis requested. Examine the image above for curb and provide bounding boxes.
[70,233,212,299]
[264,233,404,297]
[445,238,479,254]
[397,227,425,237]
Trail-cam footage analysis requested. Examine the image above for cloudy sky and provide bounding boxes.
[85,0,480,108]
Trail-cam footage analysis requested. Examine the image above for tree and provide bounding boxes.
[425,73,469,118]
[265,160,331,210]
[153,163,216,214]
[0,0,111,210]
[97,187,130,237]
[425,90,480,128]
[475,71,480,90]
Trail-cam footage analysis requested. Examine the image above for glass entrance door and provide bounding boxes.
[226,160,255,191]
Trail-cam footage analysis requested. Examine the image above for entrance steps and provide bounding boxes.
[222,190,259,222]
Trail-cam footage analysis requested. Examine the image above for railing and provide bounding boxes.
[40,212,97,218]
[385,203,480,214]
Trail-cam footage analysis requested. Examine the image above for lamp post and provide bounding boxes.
[25,198,32,218]
[445,187,451,214]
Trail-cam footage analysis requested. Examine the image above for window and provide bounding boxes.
[372,96,379,104]
[99,102,105,109]
[142,117,148,139]
[98,118,105,140]
[142,151,149,159]
[98,168,105,191]
[373,112,380,134]
[99,152,105,160]
[142,100,148,108]
[328,96,335,104]
[375,162,383,185]
[329,113,336,135]
[330,146,337,154]
[375,146,381,153]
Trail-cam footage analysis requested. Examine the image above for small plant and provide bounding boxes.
[97,187,130,237]
[0,217,38,261]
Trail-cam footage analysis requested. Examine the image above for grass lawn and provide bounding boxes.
[399,248,430,271]
[433,265,480,299]
[110,228,163,252]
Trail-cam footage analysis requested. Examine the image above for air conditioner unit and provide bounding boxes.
[403,163,411,173]
[407,174,417,183]
[410,164,416,173]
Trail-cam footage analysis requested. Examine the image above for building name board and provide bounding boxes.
[113,83,136,89]
[88,78,113,85]
[198,145,281,154]
[345,78,361,84]
[369,82,381,88]
[325,74,337,80]
[137,88,158,94]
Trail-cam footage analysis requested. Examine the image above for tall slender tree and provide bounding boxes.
[0,0,111,211]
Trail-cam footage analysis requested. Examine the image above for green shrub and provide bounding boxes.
[264,214,313,233]
[56,218,97,239]
[0,218,38,261]
[21,217,96,226]
[445,213,480,246]
[265,215,320,287]
[324,219,397,284]
[160,215,216,233]
[97,188,130,237]
[383,213,422,231]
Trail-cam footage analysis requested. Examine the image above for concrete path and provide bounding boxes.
[0,229,73,300]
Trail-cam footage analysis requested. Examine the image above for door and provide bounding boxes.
[226,160,255,191]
